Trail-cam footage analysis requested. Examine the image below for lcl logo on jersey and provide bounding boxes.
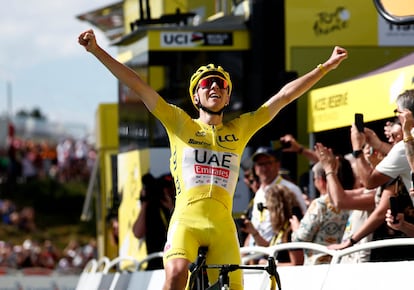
[218,134,239,142]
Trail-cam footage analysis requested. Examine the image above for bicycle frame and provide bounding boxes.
[187,247,281,290]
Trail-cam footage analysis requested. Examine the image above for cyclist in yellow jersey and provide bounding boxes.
[78,29,348,290]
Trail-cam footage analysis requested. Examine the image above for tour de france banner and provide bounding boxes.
[286,0,378,47]
[117,149,150,267]
[308,64,414,133]
[286,0,414,48]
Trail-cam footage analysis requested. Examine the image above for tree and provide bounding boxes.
[15,107,47,120]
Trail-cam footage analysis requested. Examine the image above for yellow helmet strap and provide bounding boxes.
[198,103,226,115]
[194,93,226,115]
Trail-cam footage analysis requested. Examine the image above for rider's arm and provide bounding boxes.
[79,29,159,111]
[265,46,348,119]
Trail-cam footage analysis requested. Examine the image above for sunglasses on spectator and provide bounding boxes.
[198,76,229,90]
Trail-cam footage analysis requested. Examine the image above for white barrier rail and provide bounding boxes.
[3,239,414,290]
[240,242,337,264]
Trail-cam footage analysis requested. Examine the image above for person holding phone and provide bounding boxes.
[398,99,414,175]
[351,90,414,192]
[331,89,414,262]
[383,98,414,238]
[240,184,304,266]
[385,208,414,237]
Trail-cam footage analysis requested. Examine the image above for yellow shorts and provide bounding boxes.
[163,198,243,290]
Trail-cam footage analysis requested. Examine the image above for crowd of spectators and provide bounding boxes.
[3,136,96,185]
[0,199,36,233]
[237,90,414,266]
[0,238,97,274]
[0,134,98,273]
[3,91,414,273]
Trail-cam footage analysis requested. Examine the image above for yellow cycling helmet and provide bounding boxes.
[189,64,233,108]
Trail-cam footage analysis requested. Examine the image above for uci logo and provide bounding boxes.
[161,32,197,47]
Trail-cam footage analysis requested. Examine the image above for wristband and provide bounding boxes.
[325,171,335,177]
[352,150,363,158]
[404,135,414,143]
[349,236,357,246]
[317,64,327,75]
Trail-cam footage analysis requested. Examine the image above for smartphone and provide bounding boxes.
[389,196,399,224]
[257,202,267,212]
[235,218,246,229]
[411,172,414,189]
[355,113,364,132]
[292,206,303,220]
[271,140,291,150]
[280,140,291,149]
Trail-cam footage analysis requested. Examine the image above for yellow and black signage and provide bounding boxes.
[160,31,233,47]
[309,64,414,132]
[149,30,249,51]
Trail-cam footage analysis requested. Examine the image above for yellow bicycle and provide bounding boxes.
[186,247,281,290]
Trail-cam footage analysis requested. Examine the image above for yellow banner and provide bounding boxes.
[308,64,414,132]
[117,149,150,267]
[286,0,378,47]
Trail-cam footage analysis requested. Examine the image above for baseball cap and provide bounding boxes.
[251,146,280,162]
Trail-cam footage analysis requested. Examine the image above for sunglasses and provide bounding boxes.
[198,76,229,90]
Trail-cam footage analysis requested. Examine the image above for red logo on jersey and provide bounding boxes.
[194,164,230,178]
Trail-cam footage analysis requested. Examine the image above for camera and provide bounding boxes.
[257,202,267,212]
[280,140,291,149]
[235,217,246,229]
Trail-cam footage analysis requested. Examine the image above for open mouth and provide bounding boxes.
[209,93,220,99]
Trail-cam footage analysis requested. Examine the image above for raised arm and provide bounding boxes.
[314,143,375,211]
[280,134,319,164]
[78,29,159,111]
[350,124,391,189]
[400,109,414,171]
[265,46,348,118]
[329,184,395,250]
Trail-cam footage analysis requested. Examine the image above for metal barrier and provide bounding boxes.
[240,242,337,264]
[4,238,411,290]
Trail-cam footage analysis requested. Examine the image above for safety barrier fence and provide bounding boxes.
[2,238,414,290]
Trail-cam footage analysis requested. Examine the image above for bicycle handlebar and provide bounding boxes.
[187,247,281,290]
[204,257,281,290]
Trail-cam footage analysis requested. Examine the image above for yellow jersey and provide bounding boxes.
[152,97,272,212]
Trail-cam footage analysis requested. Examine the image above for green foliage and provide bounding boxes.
[0,178,96,249]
